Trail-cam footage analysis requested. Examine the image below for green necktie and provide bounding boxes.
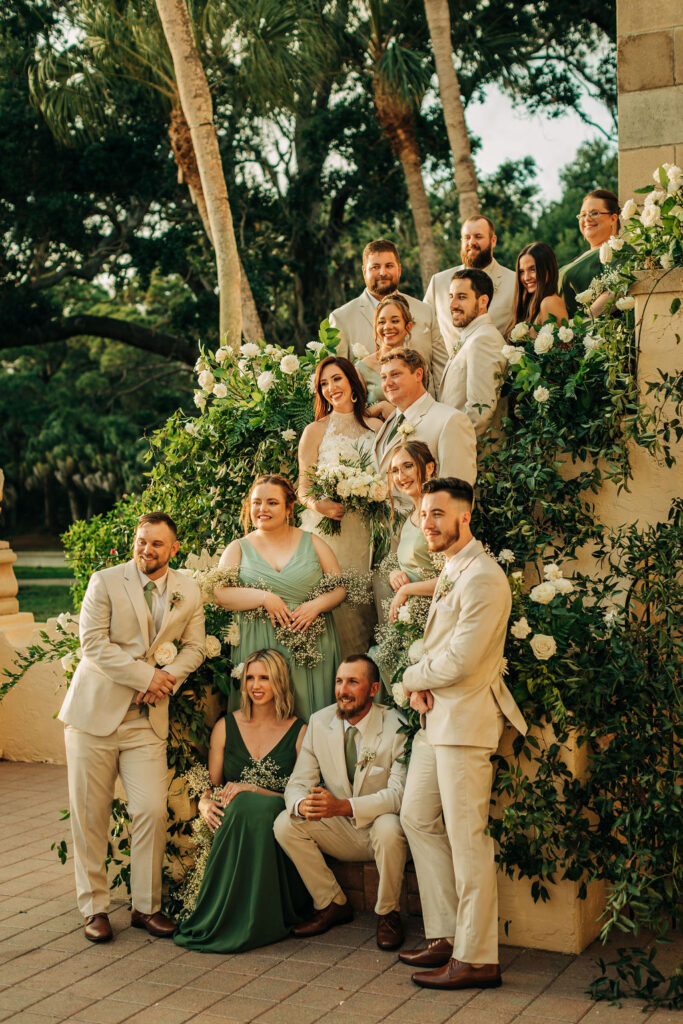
[385,412,404,445]
[345,726,359,784]
[144,581,156,615]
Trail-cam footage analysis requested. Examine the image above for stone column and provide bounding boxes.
[617,0,683,201]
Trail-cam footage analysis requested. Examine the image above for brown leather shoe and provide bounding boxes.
[84,913,112,943]
[130,909,177,938]
[376,910,404,950]
[291,900,353,937]
[412,958,502,990]
[398,937,453,967]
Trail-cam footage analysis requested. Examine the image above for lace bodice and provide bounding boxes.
[317,411,376,465]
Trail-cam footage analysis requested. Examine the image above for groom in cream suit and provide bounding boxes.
[274,655,408,951]
[398,478,527,991]
[60,512,205,943]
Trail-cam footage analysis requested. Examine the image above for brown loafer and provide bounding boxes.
[130,909,177,938]
[398,937,453,967]
[84,913,112,943]
[291,900,353,937]
[412,958,502,990]
[376,910,404,950]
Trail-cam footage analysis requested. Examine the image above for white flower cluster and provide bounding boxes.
[391,682,409,709]
[312,459,387,503]
[205,635,221,658]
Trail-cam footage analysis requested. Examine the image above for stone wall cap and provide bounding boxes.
[630,267,683,295]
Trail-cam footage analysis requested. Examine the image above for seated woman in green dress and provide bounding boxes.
[559,189,620,318]
[505,242,568,339]
[174,650,311,953]
[356,294,416,418]
[214,474,345,722]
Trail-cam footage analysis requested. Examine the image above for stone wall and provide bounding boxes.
[617,0,683,200]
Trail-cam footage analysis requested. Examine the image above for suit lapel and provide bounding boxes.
[154,568,178,642]
[353,705,382,798]
[374,411,397,463]
[424,542,485,638]
[122,560,151,648]
[359,291,374,328]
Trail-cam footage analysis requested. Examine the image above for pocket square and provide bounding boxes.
[367,765,384,776]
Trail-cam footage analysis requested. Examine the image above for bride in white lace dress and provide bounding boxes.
[299,356,382,658]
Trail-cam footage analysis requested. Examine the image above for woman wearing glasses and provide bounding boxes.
[559,189,620,317]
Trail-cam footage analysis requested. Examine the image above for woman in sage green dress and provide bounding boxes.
[174,650,311,953]
[559,189,620,318]
[356,294,417,418]
[215,474,345,721]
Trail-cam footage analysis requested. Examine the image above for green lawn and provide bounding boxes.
[18,585,76,621]
[13,566,74,579]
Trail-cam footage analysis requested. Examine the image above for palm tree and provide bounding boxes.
[423,0,479,222]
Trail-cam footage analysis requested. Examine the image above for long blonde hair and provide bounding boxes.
[239,649,295,721]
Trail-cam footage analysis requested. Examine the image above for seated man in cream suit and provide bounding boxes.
[397,479,527,991]
[438,268,507,437]
[59,512,205,944]
[329,238,449,390]
[372,349,477,489]
[424,215,515,353]
[274,655,408,951]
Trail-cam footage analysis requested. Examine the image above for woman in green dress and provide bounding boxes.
[559,189,620,318]
[356,294,416,417]
[174,650,311,953]
[215,474,345,721]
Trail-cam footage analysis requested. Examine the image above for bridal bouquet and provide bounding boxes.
[305,448,391,554]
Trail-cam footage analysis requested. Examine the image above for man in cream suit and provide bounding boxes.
[424,216,516,352]
[397,479,527,990]
[372,349,477,487]
[274,655,408,950]
[329,238,449,390]
[438,268,507,437]
[60,513,205,943]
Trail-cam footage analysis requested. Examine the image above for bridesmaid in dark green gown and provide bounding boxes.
[174,650,311,953]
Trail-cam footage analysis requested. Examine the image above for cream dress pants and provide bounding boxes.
[400,718,504,964]
[64,709,168,918]
[274,810,407,915]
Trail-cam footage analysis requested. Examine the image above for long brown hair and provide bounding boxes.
[506,242,560,339]
[373,294,413,353]
[387,441,437,519]
[240,474,297,533]
[313,356,371,427]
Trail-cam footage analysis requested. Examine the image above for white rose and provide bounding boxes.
[60,652,78,673]
[195,357,209,373]
[575,288,594,306]
[534,333,553,355]
[666,163,682,182]
[538,321,555,336]
[391,682,409,709]
[155,641,178,665]
[231,662,244,679]
[641,204,662,229]
[615,296,635,311]
[56,612,72,628]
[530,581,556,604]
[510,616,531,639]
[352,343,367,360]
[212,383,228,399]
[644,189,666,206]
[599,241,612,264]
[621,198,638,221]
[257,370,275,393]
[185,422,199,436]
[510,323,529,342]
[558,326,574,343]
[215,347,230,363]
[281,428,297,442]
[280,354,300,374]
[660,253,675,270]
[224,621,241,646]
[554,577,574,594]
[608,235,625,251]
[511,570,524,581]
[668,175,683,194]
[240,342,261,359]
[501,344,524,365]
[306,341,324,355]
[194,391,207,410]
[205,635,221,658]
[397,604,412,623]
[583,335,602,355]
[308,373,317,394]
[543,563,562,581]
[530,633,557,661]
[533,385,550,403]
[263,344,278,357]
[408,639,425,664]
[197,370,215,391]
[498,549,515,564]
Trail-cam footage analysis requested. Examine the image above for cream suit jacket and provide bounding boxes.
[403,540,527,748]
[59,560,206,739]
[283,703,407,830]
[423,258,516,355]
[329,290,449,392]
[438,313,507,436]
[371,391,477,485]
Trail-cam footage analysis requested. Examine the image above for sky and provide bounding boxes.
[466,85,616,202]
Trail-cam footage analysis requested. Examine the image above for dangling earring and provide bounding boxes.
[405,330,412,344]
[351,393,357,403]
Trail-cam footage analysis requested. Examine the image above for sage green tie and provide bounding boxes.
[144,581,156,615]
[384,412,404,446]
[345,726,359,784]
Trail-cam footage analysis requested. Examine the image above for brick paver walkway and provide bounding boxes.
[1,763,680,1024]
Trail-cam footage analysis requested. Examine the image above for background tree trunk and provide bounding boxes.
[423,0,480,223]
[155,0,242,348]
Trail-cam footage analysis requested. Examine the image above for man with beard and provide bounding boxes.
[397,479,527,990]
[329,239,449,390]
[424,217,515,352]
[59,513,205,943]
[274,655,408,950]
[437,269,507,436]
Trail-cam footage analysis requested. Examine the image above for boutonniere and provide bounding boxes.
[397,419,415,438]
[356,748,376,771]
[436,574,454,600]
[169,590,183,610]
